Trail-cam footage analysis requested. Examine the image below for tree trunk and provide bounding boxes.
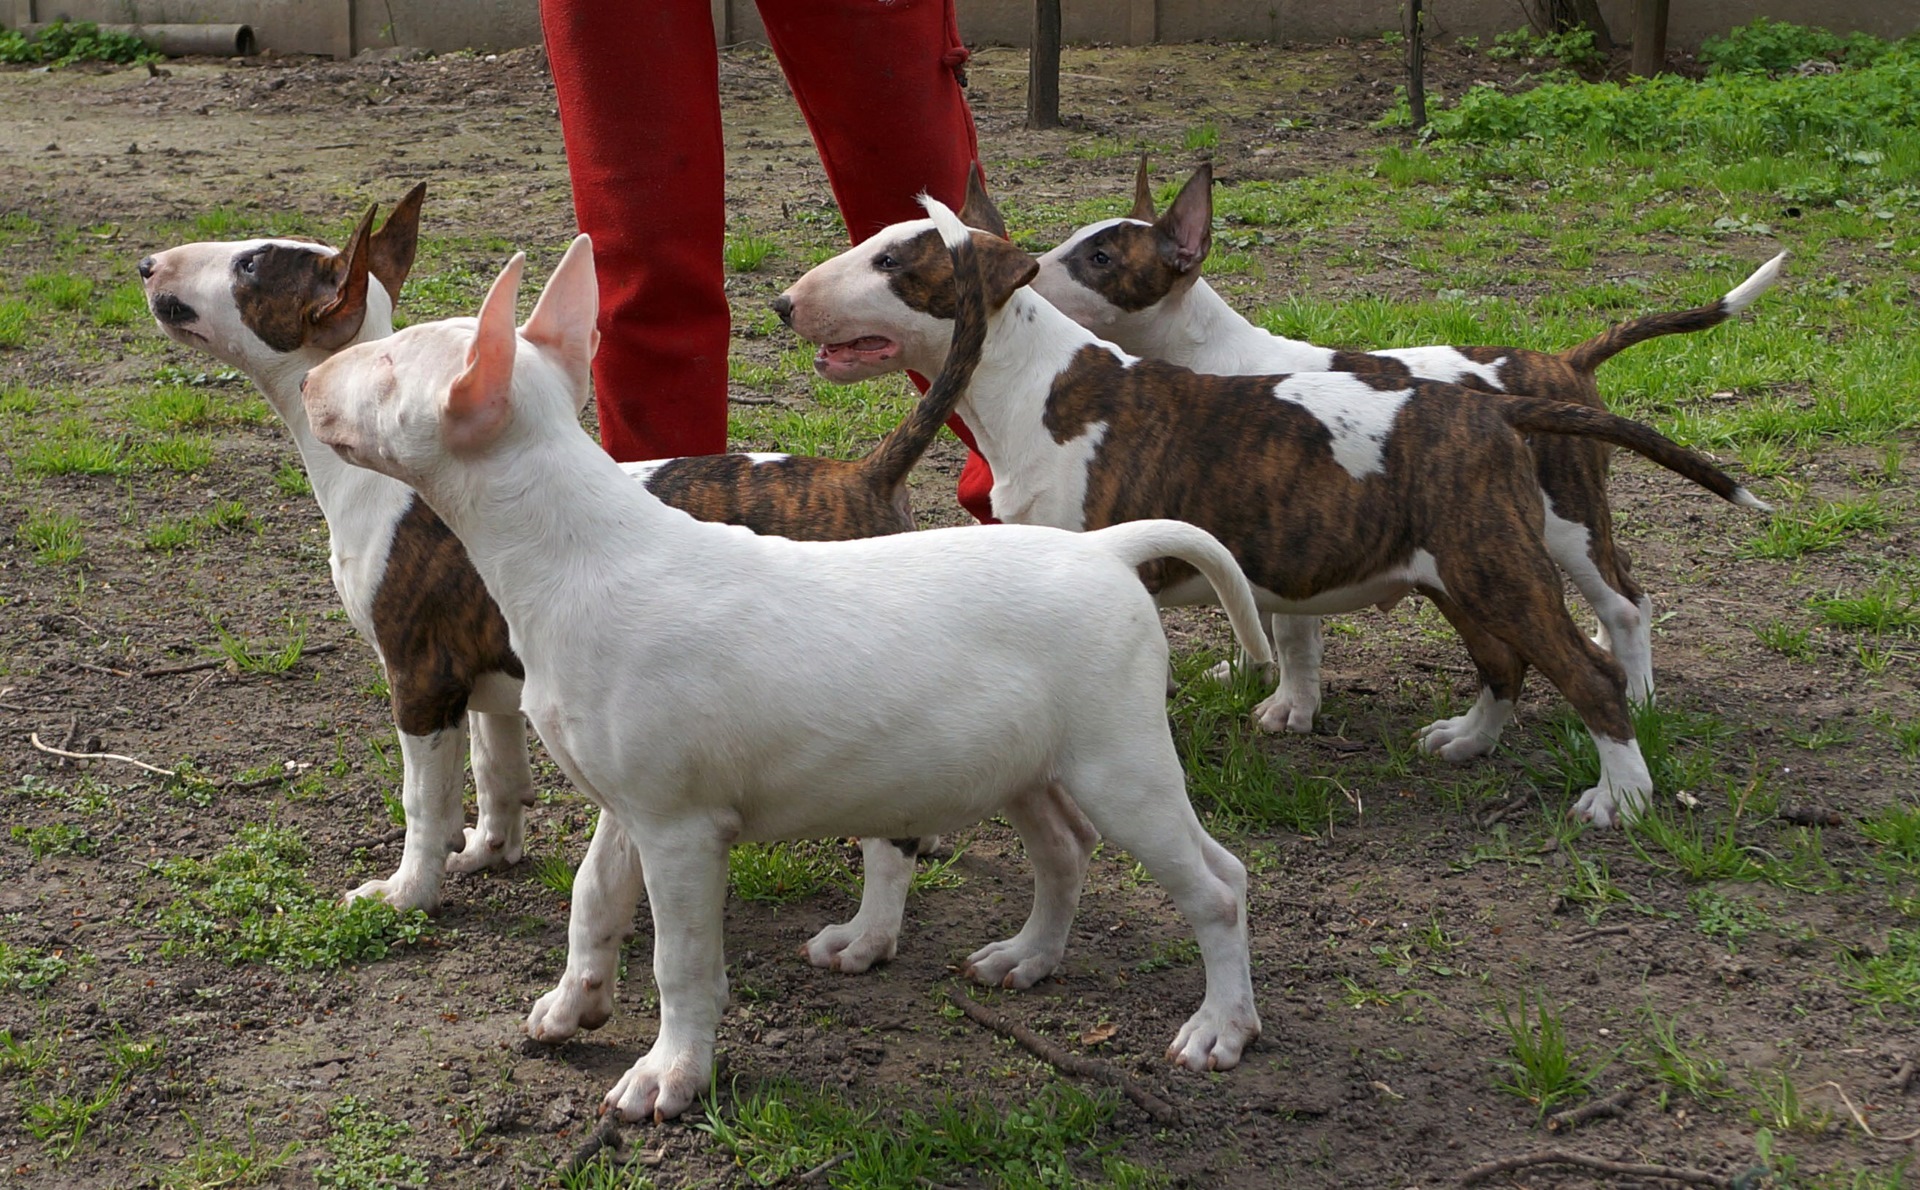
[1407,0,1426,131]
[1630,0,1669,76]
[1026,0,1061,130]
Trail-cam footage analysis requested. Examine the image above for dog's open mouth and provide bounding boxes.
[814,335,898,379]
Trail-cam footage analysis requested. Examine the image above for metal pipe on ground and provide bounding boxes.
[22,23,258,57]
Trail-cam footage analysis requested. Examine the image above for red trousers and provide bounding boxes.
[540,0,996,522]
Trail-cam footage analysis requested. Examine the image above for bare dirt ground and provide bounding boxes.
[1,36,1917,1189]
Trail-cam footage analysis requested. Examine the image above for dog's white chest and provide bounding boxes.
[1269,376,1412,480]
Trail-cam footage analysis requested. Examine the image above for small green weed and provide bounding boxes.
[0,298,28,347]
[1135,937,1201,973]
[25,1078,120,1160]
[729,841,847,904]
[1171,651,1344,835]
[1811,581,1920,635]
[315,1096,428,1189]
[206,618,306,672]
[157,1114,300,1190]
[25,271,93,311]
[1839,927,1920,1012]
[136,434,216,473]
[0,20,158,67]
[1183,122,1220,150]
[0,1028,58,1077]
[273,462,313,497]
[157,825,429,970]
[144,501,253,552]
[1753,620,1817,661]
[1741,497,1888,560]
[17,511,85,565]
[17,419,128,477]
[1689,888,1774,949]
[1488,987,1615,1115]
[531,852,576,897]
[725,233,778,273]
[1750,1068,1830,1135]
[1862,803,1920,872]
[94,282,148,328]
[0,943,71,993]
[11,822,95,861]
[1638,1004,1734,1103]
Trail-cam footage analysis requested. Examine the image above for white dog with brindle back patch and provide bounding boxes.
[299,201,1272,1121]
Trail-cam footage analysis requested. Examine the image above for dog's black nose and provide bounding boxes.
[137,256,156,280]
[771,294,793,327]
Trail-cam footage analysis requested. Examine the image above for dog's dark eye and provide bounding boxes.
[875,253,901,271]
[1090,250,1112,266]
[235,253,257,276]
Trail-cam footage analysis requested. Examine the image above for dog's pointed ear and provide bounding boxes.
[368,182,426,301]
[521,234,599,382]
[1128,155,1157,221]
[973,230,1039,310]
[958,163,1010,241]
[1154,162,1213,274]
[307,205,376,350]
[446,252,523,452]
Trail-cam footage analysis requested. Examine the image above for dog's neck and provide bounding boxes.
[1132,278,1336,375]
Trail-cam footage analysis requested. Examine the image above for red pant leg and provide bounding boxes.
[757,0,997,522]
[540,0,729,462]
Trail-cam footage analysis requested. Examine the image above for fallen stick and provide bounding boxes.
[1481,793,1532,828]
[1890,1056,1916,1095]
[1819,1080,1920,1143]
[1564,925,1633,945]
[1547,1081,1648,1131]
[1459,1149,1731,1187]
[945,986,1177,1125]
[560,1115,622,1176]
[29,733,177,777]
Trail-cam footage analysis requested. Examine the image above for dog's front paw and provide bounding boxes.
[962,936,1062,990]
[445,825,525,874]
[1252,689,1318,734]
[801,920,898,974]
[525,972,614,1043]
[603,1046,711,1122]
[342,874,440,914]
[1166,1002,1260,1072]
[1416,714,1498,762]
[1570,783,1647,829]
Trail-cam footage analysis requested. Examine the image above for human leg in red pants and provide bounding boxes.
[541,0,729,463]
[758,0,995,521]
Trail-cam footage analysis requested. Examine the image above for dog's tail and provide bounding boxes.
[1560,252,1786,375]
[1090,520,1275,666]
[857,197,991,495]
[1498,397,1772,512]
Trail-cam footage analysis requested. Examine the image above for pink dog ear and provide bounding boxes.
[1155,162,1213,274]
[308,205,375,350]
[446,252,523,452]
[1128,155,1157,221]
[521,234,598,384]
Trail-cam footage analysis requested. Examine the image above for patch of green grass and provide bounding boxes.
[143,500,253,553]
[1169,650,1344,835]
[157,1114,300,1190]
[17,510,85,565]
[1689,888,1775,949]
[24,1077,120,1160]
[1135,937,1201,973]
[93,282,148,329]
[272,463,312,497]
[24,271,93,311]
[0,19,158,67]
[11,822,95,861]
[127,386,232,431]
[0,942,72,993]
[729,841,848,904]
[1637,1004,1734,1103]
[1863,803,1920,874]
[0,1028,58,1077]
[136,434,216,473]
[156,825,429,970]
[530,852,576,897]
[0,385,37,417]
[1750,1068,1831,1135]
[17,418,128,476]
[1840,927,1920,1013]
[699,1079,1153,1188]
[1066,135,1153,161]
[1488,986,1615,1116]
[1740,496,1890,560]
[1527,700,1735,807]
[557,1149,659,1190]
[1811,581,1920,635]
[1753,620,1817,661]
[725,232,778,273]
[315,1096,428,1190]
[730,374,917,459]
[1182,122,1220,151]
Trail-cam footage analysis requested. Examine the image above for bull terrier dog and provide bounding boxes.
[299,200,1272,1120]
[1027,161,1785,730]
[141,191,983,968]
[778,196,1771,829]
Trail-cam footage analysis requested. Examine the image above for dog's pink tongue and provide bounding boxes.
[817,336,896,369]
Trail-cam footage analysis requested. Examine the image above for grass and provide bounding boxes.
[156,825,430,970]
[698,1079,1155,1187]
[1169,651,1345,835]
[726,232,778,273]
[0,298,27,347]
[144,501,253,552]
[11,822,94,860]
[16,419,128,476]
[17,510,84,564]
[1488,986,1615,1116]
[156,1115,299,1190]
[1839,928,1920,1012]
[315,1096,428,1189]
[0,942,72,993]
[205,618,305,672]
[729,841,848,904]
[1637,1004,1734,1103]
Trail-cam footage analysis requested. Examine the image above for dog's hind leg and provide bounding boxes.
[1251,614,1324,734]
[604,821,732,1122]
[448,710,534,874]
[526,811,646,1043]
[1062,742,1259,1071]
[801,836,916,973]
[1416,596,1522,762]
[1536,444,1654,703]
[344,723,469,912]
[963,782,1100,990]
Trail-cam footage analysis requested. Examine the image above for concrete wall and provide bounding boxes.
[6,0,1916,58]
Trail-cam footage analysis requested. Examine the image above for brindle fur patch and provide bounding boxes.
[644,454,914,540]
[233,244,348,353]
[1059,221,1183,314]
[1040,348,1636,741]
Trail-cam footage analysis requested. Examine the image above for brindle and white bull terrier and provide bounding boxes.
[777,189,1771,829]
[141,188,980,973]
[1027,161,1783,731]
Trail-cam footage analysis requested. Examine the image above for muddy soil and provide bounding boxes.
[1,37,1916,1190]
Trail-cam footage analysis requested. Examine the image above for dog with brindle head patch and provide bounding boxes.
[778,194,1771,828]
[141,190,993,974]
[1027,161,1784,733]
[300,201,1274,1121]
